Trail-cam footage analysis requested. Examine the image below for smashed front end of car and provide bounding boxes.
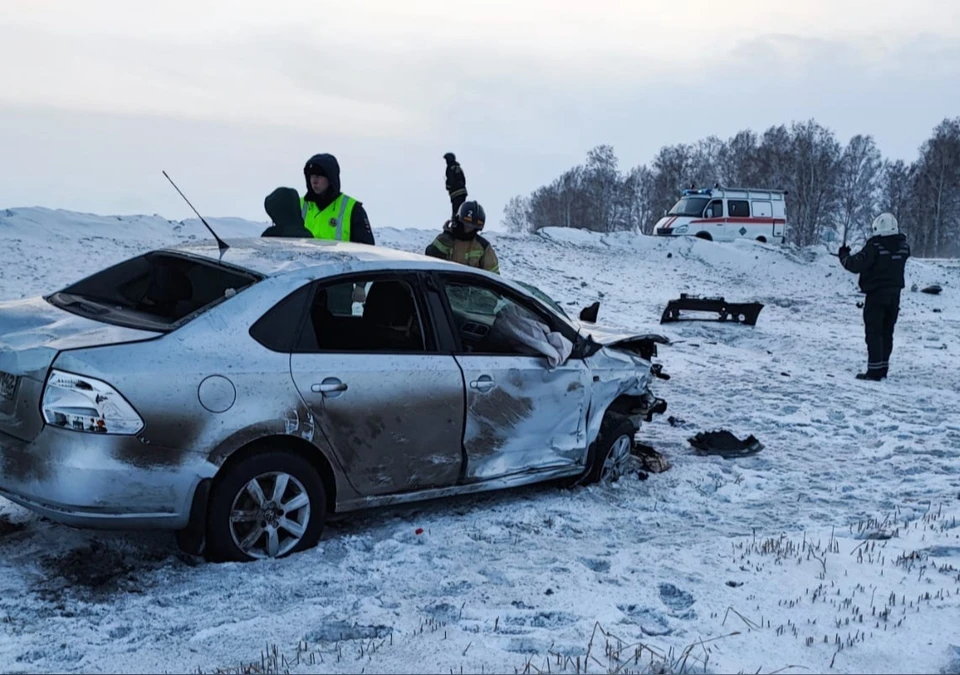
[571,327,669,446]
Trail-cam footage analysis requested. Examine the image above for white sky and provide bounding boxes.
[1,0,958,231]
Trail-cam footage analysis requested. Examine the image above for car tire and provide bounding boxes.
[205,449,327,563]
[583,413,638,485]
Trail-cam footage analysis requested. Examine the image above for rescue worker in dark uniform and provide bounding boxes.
[424,153,500,274]
[839,212,911,380]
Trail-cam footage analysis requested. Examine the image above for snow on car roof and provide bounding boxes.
[163,237,451,276]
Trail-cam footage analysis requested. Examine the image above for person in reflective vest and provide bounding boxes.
[302,153,374,309]
[301,153,375,245]
[424,153,500,274]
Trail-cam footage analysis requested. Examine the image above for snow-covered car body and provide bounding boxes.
[653,186,788,244]
[0,238,664,559]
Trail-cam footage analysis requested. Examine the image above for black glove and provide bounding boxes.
[838,245,851,259]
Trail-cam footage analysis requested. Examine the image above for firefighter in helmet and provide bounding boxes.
[424,153,500,274]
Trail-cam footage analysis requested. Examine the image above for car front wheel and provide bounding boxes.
[205,449,326,562]
[584,413,638,485]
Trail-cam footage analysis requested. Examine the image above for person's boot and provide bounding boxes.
[856,371,884,381]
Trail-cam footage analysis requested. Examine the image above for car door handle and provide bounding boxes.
[469,375,495,392]
[311,378,348,396]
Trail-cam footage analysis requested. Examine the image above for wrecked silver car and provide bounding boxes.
[0,238,666,561]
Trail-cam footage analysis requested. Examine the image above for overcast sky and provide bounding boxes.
[1,0,958,232]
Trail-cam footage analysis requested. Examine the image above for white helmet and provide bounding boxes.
[871,212,899,236]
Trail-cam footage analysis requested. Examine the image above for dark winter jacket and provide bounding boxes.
[840,233,911,294]
[261,187,311,238]
[302,153,375,245]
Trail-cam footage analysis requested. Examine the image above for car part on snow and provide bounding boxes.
[687,430,764,458]
[632,441,671,473]
[921,284,943,295]
[660,294,764,326]
[651,363,670,381]
[579,301,600,323]
[638,396,668,422]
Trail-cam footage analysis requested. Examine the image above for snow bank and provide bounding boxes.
[0,208,958,675]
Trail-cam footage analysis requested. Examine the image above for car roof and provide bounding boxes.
[162,237,576,327]
[161,237,462,277]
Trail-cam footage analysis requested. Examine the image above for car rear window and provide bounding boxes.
[46,251,263,332]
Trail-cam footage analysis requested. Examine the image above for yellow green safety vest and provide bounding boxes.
[300,194,356,241]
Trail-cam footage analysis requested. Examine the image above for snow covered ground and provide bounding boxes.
[1,207,959,674]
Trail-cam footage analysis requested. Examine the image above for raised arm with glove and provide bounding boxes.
[425,152,500,274]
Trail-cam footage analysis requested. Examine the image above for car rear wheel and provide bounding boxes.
[205,449,326,562]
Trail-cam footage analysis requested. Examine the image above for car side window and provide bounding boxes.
[296,276,428,353]
[440,278,556,357]
[249,283,314,353]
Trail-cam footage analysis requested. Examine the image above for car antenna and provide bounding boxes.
[162,170,230,258]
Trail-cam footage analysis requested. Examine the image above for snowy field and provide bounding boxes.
[1,207,959,674]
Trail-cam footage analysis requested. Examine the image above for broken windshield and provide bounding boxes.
[46,251,262,332]
[667,197,709,217]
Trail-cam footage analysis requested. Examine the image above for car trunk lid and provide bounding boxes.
[0,296,160,442]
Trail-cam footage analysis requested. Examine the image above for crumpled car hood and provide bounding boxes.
[571,320,671,359]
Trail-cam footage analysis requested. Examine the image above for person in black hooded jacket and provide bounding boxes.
[839,212,911,381]
[261,186,311,238]
[300,153,374,245]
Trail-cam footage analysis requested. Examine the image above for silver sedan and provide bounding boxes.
[0,238,667,562]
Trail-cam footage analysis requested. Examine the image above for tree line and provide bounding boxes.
[501,117,960,257]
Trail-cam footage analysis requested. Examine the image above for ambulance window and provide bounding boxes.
[753,201,772,218]
[705,200,723,218]
[728,200,751,217]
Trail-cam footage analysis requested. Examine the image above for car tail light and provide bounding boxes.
[41,370,144,435]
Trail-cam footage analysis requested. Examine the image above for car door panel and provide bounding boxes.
[456,356,590,482]
[291,353,465,496]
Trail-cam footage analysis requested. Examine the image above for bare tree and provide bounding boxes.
[835,134,882,244]
[502,195,531,233]
[911,117,960,257]
[622,165,656,233]
[879,160,915,229]
[688,136,725,188]
[784,120,842,246]
[650,144,694,223]
[717,130,762,186]
[583,145,622,232]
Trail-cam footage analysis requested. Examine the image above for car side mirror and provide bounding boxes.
[579,301,600,323]
[704,208,713,219]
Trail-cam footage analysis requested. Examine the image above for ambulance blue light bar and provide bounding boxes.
[681,188,713,196]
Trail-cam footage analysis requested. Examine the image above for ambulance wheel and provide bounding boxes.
[695,232,712,241]
[756,236,767,243]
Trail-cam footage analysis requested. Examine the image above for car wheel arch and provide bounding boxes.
[211,435,339,515]
[574,396,642,485]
